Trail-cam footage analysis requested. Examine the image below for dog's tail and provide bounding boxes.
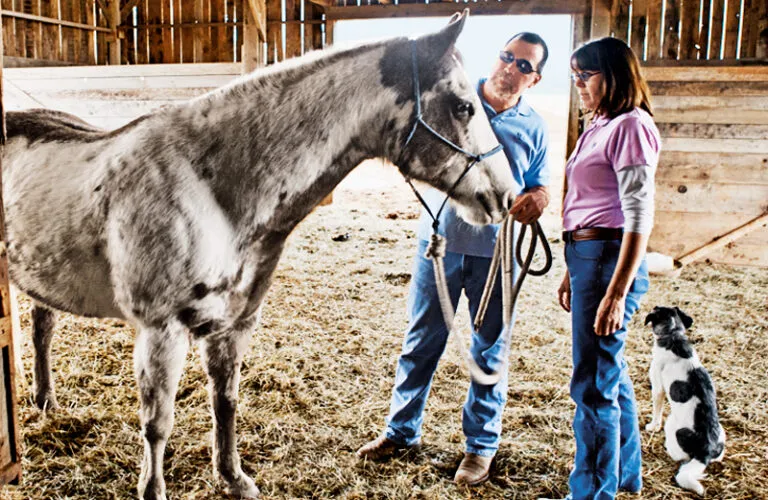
[676,459,707,496]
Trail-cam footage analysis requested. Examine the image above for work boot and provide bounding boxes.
[454,452,493,486]
[356,435,419,461]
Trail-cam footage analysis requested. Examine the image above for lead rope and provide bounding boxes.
[423,215,551,385]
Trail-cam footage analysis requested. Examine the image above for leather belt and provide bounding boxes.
[562,227,623,243]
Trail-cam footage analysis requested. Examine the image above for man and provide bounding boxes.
[357,32,551,485]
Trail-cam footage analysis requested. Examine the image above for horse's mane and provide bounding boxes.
[6,108,153,144]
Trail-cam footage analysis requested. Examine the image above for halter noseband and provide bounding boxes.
[399,39,504,233]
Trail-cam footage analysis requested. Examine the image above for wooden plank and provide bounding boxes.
[611,0,630,42]
[265,0,281,63]
[0,318,10,353]
[5,61,241,78]
[567,13,589,159]
[0,8,112,32]
[29,0,43,60]
[709,0,725,58]
[324,0,590,20]
[136,0,148,63]
[678,0,699,59]
[650,211,768,266]
[242,0,261,71]
[173,0,182,63]
[41,0,58,59]
[162,0,174,63]
[649,80,768,96]
[590,0,612,39]
[722,0,741,58]
[86,0,96,64]
[739,0,756,58]
[662,0,681,59]
[652,95,768,123]
[657,151,768,184]
[72,0,83,63]
[285,0,301,58]
[148,0,163,62]
[662,137,768,153]
[646,0,663,60]
[181,0,195,62]
[697,0,711,59]
[657,123,768,139]
[246,0,266,40]
[630,0,648,58]
[5,73,240,90]
[643,64,768,80]
[655,180,768,213]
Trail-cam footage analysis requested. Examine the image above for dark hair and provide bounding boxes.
[760,27,768,40]
[571,37,653,118]
[506,32,549,73]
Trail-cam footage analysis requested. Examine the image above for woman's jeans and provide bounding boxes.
[565,239,649,500]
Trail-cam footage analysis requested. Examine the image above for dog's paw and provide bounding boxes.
[645,422,662,432]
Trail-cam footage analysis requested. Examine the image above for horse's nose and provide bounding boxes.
[503,190,515,212]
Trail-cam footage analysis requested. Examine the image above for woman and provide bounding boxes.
[557,37,660,499]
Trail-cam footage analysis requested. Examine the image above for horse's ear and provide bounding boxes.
[418,9,468,63]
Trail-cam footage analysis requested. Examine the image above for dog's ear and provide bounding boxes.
[674,307,693,329]
[644,311,655,325]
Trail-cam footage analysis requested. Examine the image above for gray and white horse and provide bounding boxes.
[2,12,513,499]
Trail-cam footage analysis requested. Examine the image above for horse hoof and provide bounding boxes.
[223,473,260,499]
[34,393,59,411]
[138,477,167,500]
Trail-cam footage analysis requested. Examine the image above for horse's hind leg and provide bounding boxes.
[200,326,259,498]
[31,303,58,410]
[134,322,190,500]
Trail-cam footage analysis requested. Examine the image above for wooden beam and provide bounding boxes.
[120,0,142,22]
[324,0,588,20]
[246,0,267,41]
[307,0,334,7]
[590,0,612,39]
[0,10,112,33]
[643,64,768,81]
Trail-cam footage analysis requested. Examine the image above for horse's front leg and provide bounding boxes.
[200,325,259,499]
[31,303,58,410]
[134,322,190,500]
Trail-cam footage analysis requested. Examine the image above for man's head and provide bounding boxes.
[486,32,548,100]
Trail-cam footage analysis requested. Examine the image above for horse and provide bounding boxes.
[2,11,513,499]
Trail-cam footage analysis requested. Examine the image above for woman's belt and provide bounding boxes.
[562,227,623,243]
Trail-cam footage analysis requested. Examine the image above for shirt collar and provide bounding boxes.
[477,78,531,118]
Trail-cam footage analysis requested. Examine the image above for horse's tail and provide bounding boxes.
[676,459,707,496]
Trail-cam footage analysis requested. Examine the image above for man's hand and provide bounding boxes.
[509,186,549,224]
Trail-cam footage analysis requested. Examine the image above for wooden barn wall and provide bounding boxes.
[3,62,241,128]
[1,0,111,66]
[121,0,246,64]
[644,65,768,267]
[609,0,767,61]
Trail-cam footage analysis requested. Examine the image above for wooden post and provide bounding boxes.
[0,18,23,488]
[590,0,612,39]
[630,0,647,59]
[662,0,681,59]
[266,0,282,63]
[243,0,266,72]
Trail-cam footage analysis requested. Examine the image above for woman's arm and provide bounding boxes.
[594,163,655,336]
[593,232,648,336]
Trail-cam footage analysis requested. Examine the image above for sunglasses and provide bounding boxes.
[498,51,538,75]
[571,71,600,83]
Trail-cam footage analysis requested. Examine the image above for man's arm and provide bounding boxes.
[510,185,549,224]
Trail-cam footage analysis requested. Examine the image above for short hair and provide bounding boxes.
[506,32,549,73]
[570,37,653,118]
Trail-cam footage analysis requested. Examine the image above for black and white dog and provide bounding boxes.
[645,306,726,495]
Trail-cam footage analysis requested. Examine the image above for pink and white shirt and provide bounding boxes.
[563,107,661,233]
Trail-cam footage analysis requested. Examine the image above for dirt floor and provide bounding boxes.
[1,161,766,499]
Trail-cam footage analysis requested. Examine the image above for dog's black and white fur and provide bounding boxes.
[645,306,725,495]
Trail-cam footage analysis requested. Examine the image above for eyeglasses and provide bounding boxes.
[498,51,538,75]
[571,71,600,83]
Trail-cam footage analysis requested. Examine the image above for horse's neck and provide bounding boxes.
[163,45,401,239]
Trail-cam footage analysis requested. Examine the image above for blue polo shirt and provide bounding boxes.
[416,79,550,258]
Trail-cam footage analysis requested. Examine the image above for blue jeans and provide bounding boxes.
[384,239,515,457]
[565,239,649,499]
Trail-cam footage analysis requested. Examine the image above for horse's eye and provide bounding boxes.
[453,101,474,119]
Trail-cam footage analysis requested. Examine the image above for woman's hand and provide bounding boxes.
[557,272,571,312]
[594,293,625,336]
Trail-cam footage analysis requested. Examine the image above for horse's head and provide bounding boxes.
[381,10,514,225]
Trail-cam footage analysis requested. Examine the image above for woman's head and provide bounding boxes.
[570,37,652,118]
